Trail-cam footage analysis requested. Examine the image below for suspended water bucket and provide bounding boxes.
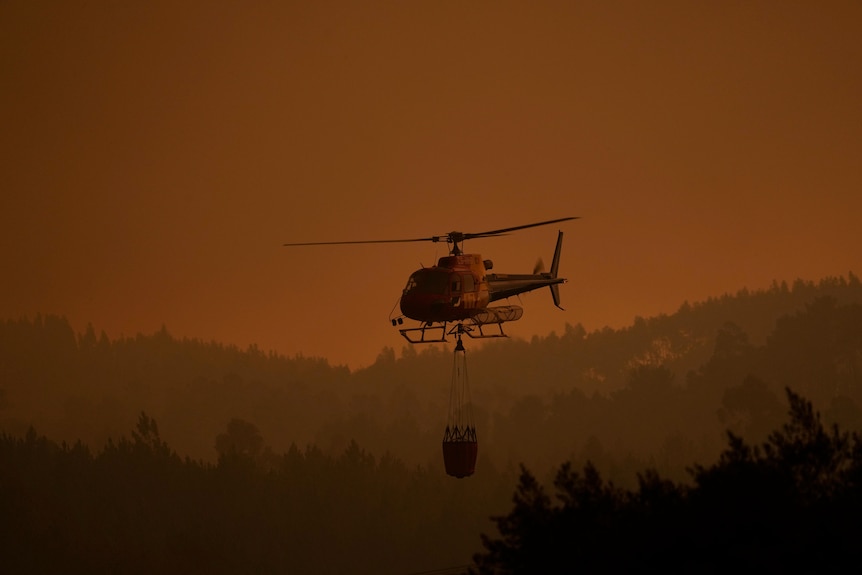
[442,331,477,478]
[442,425,478,478]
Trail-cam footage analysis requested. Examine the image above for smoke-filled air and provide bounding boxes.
[2,1,861,573]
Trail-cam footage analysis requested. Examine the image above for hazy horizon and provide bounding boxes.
[3,1,860,370]
[2,270,857,370]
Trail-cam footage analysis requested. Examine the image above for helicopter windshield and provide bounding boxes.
[404,269,450,295]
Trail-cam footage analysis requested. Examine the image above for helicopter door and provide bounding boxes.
[460,274,476,308]
[450,274,462,307]
[451,273,476,308]
[461,273,475,292]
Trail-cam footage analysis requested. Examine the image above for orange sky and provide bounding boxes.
[2,1,861,370]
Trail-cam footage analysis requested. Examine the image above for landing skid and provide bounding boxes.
[398,323,448,343]
[462,321,509,339]
[398,319,510,344]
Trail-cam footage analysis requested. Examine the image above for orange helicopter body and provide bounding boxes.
[284,217,577,342]
[399,254,491,323]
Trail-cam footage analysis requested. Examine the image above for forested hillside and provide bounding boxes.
[1,419,513,574]
[2,274,860,481]
[2,274,861,572]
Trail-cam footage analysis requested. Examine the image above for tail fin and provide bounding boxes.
[550,231,564,309]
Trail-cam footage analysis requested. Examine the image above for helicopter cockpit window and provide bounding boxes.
[404,270,449,295]
[451,278,461,293]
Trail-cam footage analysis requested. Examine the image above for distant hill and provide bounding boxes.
[2,272,860,483]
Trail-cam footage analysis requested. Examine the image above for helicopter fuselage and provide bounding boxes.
[399,254,491,323]
[283,217,575,341]
[398,230,566,325]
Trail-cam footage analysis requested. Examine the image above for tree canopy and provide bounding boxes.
[471,388,862,573]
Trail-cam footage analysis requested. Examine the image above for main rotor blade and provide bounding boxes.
[283,217,578,248]
[283,237,440,247]
[463,216,579,240]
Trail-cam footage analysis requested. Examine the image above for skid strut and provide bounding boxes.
[398,311,517,343]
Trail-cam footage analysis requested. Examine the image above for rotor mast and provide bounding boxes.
[447,232,467,256]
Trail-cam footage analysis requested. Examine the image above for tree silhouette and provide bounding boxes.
[471,388,862,573]
[215,417,264,460]
[717,375,784,442]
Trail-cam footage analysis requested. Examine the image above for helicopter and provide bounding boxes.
[283,217,578,343]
